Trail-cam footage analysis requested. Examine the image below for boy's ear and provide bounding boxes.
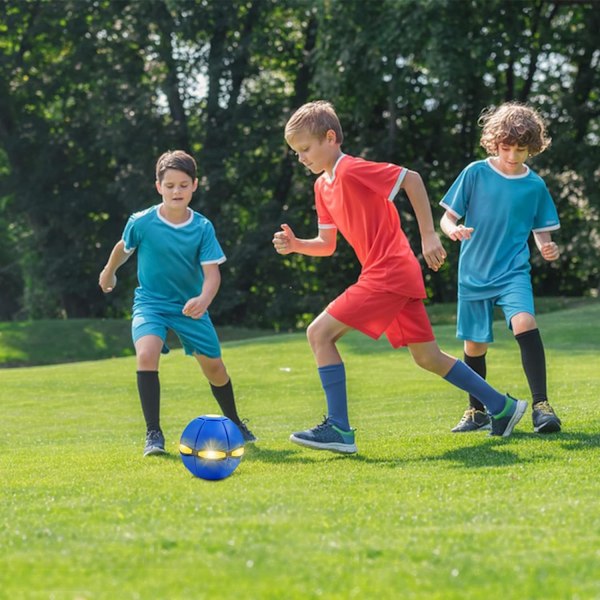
[192,178,199,191]
[326,129,337,144]
[155,180,162,194]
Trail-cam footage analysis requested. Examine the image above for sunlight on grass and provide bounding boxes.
[1,302,599,598]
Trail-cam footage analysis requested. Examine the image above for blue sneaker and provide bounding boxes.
[490,395,527,437]
[143,429,166,456]
[290,417,357,454]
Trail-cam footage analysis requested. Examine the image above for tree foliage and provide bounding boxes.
[0,0,598,328]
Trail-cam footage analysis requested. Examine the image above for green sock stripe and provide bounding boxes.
[332,424,353,436]
[494,396,513,419]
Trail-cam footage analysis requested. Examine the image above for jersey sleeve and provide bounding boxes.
[199,219,227,265]
[439,165,473,219]
[532,184,560,232]
[122,214,140,253]
[314,180,336,229]
[345,158,407,201]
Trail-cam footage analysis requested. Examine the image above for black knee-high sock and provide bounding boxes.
[515,329,547,405]
[137,370,161,432]
[464,353,487,412]
[210,379,240,425]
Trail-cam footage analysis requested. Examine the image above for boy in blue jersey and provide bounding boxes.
[440,102,562,434]
[99,150,256,456]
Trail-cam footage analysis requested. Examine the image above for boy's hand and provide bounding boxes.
[540,241,560,261]
[447,223,474,242]
[182,296,210,319]
[421,232,447,272]
[273,223,296,255]
[99,268,117,293]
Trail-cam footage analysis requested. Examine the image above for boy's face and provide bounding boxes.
[286,129,340,175]
[156,168,198,210]
[494,142,529,175]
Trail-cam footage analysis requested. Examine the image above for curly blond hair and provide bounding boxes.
[285,100,344,144]
[478,102,550,156]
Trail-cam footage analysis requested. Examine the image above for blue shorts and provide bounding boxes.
[457,287,535,343]
[131,307,221,358]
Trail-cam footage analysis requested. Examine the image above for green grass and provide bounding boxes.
[0,297,591,368]
[1,301,599,599]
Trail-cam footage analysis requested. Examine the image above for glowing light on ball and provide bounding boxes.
[179,415,245,480]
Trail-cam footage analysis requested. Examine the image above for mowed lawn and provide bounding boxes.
[1,302,599,599]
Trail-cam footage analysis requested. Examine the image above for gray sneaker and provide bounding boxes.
[532,401,562,433]
[144,429,166,456]
[451,408,491,432]
[490,395,527,437]
[290,417,357,454]
[237,419,258,443]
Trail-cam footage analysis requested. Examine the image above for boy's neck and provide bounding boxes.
[159,203,190,224]
[324,149,344,179]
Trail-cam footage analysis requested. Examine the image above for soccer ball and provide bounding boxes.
[179,415,245,480]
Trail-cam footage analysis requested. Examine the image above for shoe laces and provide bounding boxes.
[147,429,162,441]
[238,419,253,435]
[313,416,331,430]
[458,408,476,424]
[534,401,554,415]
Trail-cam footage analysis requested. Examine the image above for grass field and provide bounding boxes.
[1,301,599,599]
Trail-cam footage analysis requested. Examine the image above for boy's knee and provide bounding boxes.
[511,312,537,334]
[306,320,321,348]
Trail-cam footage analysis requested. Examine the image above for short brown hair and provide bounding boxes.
[155,150,197,182]
[285,100,344,144]
[478,102,551,156]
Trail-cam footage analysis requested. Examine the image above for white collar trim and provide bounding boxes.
[155,205,193,228]
[324,153,346,183]
[486,157,530,179]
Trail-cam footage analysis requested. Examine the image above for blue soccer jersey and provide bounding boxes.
[440,159,560,300]
[122,205,226,313]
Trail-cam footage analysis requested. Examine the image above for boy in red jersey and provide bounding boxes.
[273,100,526,454]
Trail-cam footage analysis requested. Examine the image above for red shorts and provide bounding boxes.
[326,281,434,348]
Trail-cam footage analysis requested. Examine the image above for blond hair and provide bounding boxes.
[479,102,550,156]
[285,100,344,144]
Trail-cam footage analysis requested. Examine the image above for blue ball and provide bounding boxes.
[179,415,245,480]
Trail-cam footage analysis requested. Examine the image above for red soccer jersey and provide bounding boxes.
[314,154,426,298]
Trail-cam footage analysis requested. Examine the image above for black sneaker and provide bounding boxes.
[532,401,562,433]
[290,417,357,454]
[144,429,166,456]
[451,408,491,432]
[490,395,527,437]
[238,419,257,443]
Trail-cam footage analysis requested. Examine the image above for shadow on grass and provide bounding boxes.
[243,445,321,464]
[555,430,600,451]
[153,430,600,468]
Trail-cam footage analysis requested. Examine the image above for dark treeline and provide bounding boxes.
[0,0,598,329]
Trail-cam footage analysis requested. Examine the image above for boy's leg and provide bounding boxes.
[463,342,488,412]
[306,311,352,429]
[408,341,526,437]
[135,335,166,455]
[511,313,561,433]
[194,354,257,442]
[290,311,356,453]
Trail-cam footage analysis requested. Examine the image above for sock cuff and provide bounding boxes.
[514,328,540,341]
[318,363,345,384]
[210,379,232,391]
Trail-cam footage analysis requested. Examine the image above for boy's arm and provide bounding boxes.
[99,240,132,293]
[273,223,337,257]
[440,210,474,241]
[533,231,560,261]
[401,170,447,271]
[182,263,221,319]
